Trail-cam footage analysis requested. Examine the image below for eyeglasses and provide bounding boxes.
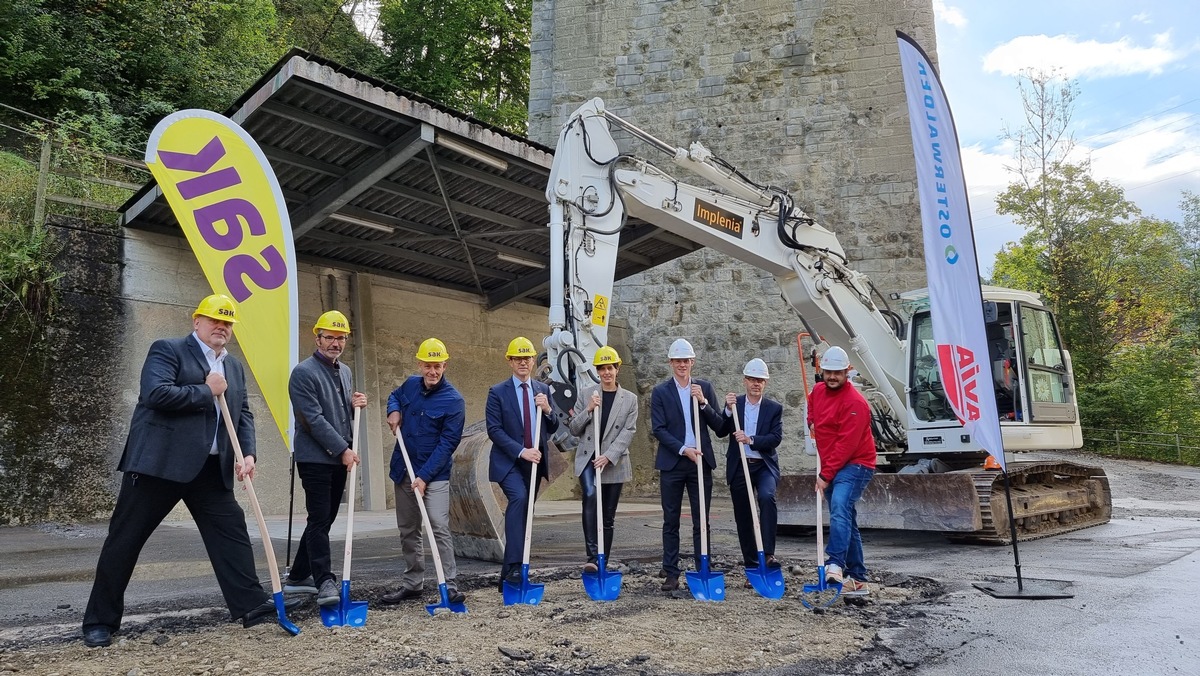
[318,334,348,343]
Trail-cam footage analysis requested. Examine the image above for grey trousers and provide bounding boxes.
[394,478,457,590]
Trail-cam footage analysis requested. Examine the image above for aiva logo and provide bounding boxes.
[936,343,981,425]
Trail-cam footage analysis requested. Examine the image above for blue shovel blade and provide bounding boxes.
[426,582,468,615]
[502,564,545,606]
[320,581,368,627]
[272,591,300,635]
[744,552,786,600]
[800,565,842,608]
[582,554,623,601]
[685,555,725,602]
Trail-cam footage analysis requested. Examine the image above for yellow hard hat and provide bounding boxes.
[593,346,622,367]
[192,294,238,323]
[416,338,449,363]
[506,336,537,358]
[313,310,350,335]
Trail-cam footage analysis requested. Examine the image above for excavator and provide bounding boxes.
[526,98,1111,544]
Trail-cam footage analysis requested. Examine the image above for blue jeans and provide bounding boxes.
[823,463,874,581]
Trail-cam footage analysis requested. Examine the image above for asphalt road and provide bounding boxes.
[1,454,1197,675]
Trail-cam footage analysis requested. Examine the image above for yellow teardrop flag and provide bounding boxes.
[145,109,298,450]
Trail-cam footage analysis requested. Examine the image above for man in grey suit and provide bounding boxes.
[82,295,295,648]
[283,310,367,607]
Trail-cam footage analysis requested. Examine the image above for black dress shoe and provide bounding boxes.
[242,597,304,628]
[446,587,466,605]
[82,626,112,648]
[660,574,680,592]
[504,569,525,587]
[380,587,424,604]
[765,555,782,569]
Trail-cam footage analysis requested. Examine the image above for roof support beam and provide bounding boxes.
[425,147,486,296]
[302,229,517,281]
[291,124,434,238]
[260,100,389,148]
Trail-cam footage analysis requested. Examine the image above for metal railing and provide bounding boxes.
[0,103,149,228]
[1082,427,1200,466]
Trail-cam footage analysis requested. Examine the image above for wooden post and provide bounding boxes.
[1176,433,1182,463]
[1114,429,1121,457]
[33,137,51,228]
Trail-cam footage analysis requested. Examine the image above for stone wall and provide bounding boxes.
[531,0,935,475]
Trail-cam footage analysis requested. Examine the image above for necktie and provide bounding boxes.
[521,383,533,449]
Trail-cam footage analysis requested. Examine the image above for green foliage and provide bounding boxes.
[1078,338,1200,438]
[376,0,531,133]
[0,221,62,327]
[275,0,384,72]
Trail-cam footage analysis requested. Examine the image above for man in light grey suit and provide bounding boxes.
[82,295,294,648]
[567,346,638,572]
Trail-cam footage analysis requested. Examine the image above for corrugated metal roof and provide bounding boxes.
[119,49,698,309]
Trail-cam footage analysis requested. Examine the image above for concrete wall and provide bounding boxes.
[530,0,935,474]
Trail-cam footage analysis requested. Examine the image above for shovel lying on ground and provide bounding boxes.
[217,395,300,636]
[503,413,545,606]
[800,455,842,609]
[582,407,622,602]
[731,407,786,600]
[394,427,467,615]
[685,397,725,602]
[321,407,368,627]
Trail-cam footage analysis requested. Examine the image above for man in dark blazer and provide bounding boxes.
[719,358,785,572]
[649,338,725,592]
[82,295,292,648]
[485,336,559,590]
[284,310,367,606]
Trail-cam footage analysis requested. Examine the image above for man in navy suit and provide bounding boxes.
[649,338,725,592]
[719,358,785,572]
[82,295,292,648]
[485,336,559,590]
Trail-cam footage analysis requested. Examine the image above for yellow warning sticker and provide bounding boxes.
[592,294,609,327]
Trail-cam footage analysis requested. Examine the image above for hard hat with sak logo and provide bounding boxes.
[593,346,622,367]
[820,346,850,371]
[667,338,696,359]
[416,338,449,363]
[192,294,238,323]
[313,310,350,335]
[506,336,537,358]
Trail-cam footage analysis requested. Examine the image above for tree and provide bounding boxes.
[993,71,1196,436]
[375,0,531,133]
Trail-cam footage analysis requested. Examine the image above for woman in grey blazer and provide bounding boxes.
[567,346,638,572]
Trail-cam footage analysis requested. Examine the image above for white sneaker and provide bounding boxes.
[824,563,843,584]
[842,578,870,596]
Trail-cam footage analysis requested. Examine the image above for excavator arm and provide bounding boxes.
[543,98,907,451]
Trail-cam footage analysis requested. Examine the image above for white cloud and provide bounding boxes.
[1131,12,1152,25]
[982,33,1187,79]
[933,0,968,29]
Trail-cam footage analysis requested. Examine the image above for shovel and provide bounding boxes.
[800,455,842,609]
[582,406,623,601]
[685,397,725,602]
[393,427,468,615]
[503,412,545,606]
[321,407,369,627]
[731,406,785,600]
[216,395,300,636]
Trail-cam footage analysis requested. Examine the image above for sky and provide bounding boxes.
[930,0,1200,276]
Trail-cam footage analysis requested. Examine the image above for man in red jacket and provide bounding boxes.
[807,346,875,597]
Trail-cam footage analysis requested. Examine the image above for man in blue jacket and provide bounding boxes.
[284,310,368,607]
[650,338,725,592]
[486,336,559,591]
[382,338,466,604]
[719,358,785,574]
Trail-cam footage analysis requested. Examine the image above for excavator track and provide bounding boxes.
[947,461,1112,545]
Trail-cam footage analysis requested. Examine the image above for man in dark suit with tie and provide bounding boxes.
[82,295,292,648]
[485,336,559,590]
[649,338,725,592]
[719,358,785,573]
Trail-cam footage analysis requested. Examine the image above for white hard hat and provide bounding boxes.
[668,338,696,359]
[820,346,850,371]
[743,358,770,379]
